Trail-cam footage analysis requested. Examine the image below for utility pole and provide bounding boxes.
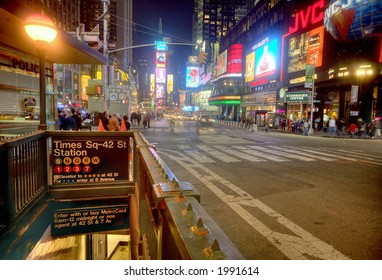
[101,0,109,112]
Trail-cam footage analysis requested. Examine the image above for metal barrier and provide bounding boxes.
[0,130,243,260]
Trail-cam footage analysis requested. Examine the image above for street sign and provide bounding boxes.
[305,64,314,88]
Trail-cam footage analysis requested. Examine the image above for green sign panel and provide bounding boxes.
[305,64,314,88]
[286,91,310,102]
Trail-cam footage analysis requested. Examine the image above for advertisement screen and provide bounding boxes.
[186,66,200,88]
[245,52,255,82]
[156,68,166,83]
[167,74,173,93]
[254,39,277,78]
[155,83,165,99]
[216,50,227,76]
[227,44,243,74]
[156,52,166,68]
[287,26,324,73]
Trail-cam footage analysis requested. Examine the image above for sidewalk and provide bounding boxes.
[210,119,382,140]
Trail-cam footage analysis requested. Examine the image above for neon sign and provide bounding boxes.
[288,0,325,34]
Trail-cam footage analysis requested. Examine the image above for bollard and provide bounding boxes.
[249,123,253,132]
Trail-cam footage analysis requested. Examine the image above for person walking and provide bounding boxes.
[328,117,336,136]
[100,111,110,131]
[348,122,358,138]
[108,112,120,131]
[61,109,76,131]
[303,119,309,136]
[375,118,381,137]
[367,120,376,139]
[336,118,345,138]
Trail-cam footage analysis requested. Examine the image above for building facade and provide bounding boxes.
[208,0,382,128]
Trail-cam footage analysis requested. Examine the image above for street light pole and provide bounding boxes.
[24,14,57,130]
[37,48,47,130]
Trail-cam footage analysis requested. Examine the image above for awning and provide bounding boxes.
[0,2,107,65]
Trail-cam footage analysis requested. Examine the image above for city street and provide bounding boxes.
[143,118,382,260]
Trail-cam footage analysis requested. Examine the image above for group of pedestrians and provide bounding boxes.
[131,110,153,129]
[99,111,131,131]
[58,108,84,131]
[324,116,380,139]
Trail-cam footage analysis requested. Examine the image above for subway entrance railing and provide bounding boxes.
[0,130,243,260]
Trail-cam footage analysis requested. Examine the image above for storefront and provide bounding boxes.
[0,2,107,127]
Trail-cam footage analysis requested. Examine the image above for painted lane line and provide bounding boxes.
[162,151,350,260]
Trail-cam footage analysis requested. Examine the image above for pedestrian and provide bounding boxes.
[137,111,142,126]
[375,118,381,137]
[144,111,151,128]
[348,122,358,138]
[71,108,83,131]
[358,120,366,138]
[100,111,110,131]
[131,111,137,126]
[328,117,336,135]
[367,120,376,139]
[303,119,309,136]
[108,112,120,131]
[61,109,76,131]
[57,110,64,130]
[123,114,131,131]
[336,118,345,138]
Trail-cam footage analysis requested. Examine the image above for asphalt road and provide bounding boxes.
[142,119,382,260]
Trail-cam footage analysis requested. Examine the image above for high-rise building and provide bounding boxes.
[193,0,247,61]
[80,0,133,69]
[16,0,81,32]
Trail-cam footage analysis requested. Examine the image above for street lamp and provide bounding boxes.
[24,14,57,130]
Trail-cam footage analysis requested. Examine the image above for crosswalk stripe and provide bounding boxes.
[268,146,336,161]
[215,145,266,162]
[162,144,380,165]
[247,145,316,161]
[184,150,216,163]
[298,147,358,161]
[196,145,241,163]
[232,146,288,162]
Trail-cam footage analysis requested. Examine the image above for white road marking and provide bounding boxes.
[247,145,317,161]
[161,151,350,260]
[214,145,265,162]
[233,146,288,162]
[196,145,241,163]
[268,146,336,161]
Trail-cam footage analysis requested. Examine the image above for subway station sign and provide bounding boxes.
[51,137,130,185]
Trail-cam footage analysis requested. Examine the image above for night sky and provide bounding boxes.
[132,0,194,64]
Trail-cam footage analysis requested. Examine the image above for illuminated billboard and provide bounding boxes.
[156,52,166,68]
[227,44,243,74]
[216,50,227,76]
[245,52,255,82]
[287,26,324,73]
[150,74,155,91]
[156,68,166,83]
[186,66,200,88]
[167,74,173,93]
[155,83,165,99]
[255,39,277,78]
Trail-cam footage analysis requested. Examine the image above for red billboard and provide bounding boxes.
[227,44,243,74]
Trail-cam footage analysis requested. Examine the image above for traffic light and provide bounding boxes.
[197,51,208,65]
